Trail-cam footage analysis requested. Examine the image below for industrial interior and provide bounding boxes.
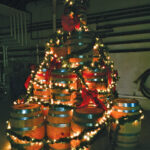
[0,0,150,150]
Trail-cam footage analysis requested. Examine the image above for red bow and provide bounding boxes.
[61,15,80,32]
[24,58,61,89]
[24,75,31,89]
[77,88,107,111]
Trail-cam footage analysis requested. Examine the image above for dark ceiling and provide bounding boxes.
[0,0,64,11]
[0,0,38,10]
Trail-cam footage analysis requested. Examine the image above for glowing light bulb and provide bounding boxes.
[46,42,50,46]
[69,1,73,5]
[100,44,104,47]
[57,29,61,34]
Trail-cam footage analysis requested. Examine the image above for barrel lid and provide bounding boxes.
[114,98,138,104]
[11,104,40,114]
[114,98,139,107]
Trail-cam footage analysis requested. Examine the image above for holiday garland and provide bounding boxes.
[7,1,133,150]
[6,107,144,149]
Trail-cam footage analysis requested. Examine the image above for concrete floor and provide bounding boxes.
[0,97,150,150]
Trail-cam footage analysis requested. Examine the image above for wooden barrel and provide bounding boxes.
[69,55,92,68]
[9,103,45,150]
[110,98,141,150]
[41,104,49,116]
[82,69,107,91]
[53,46,69,58]
[33,69,50,116]
[82,68,107,104]
[71,107,103,132]
[47,106,73,150]
[71,107,104,148]
[51,68,77,104]
[33,88,51,101]
[33,87,50,116]
[33,68,51,102]
[64,31,94,57]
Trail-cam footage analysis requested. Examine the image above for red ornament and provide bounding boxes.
[75,21,80,30]
[61,15,80,32]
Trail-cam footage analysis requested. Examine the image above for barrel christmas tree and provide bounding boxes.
[25,0,119,106]
[6,0,144,150]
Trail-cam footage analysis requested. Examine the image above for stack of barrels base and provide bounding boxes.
[47,106,73,150]
[110,98,141,150]
[33,68,50,116]
[9,103,45,150]
[71,107,104,149]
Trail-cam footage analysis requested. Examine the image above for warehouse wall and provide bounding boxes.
[88,0,150,13]
[110,52,150,110]
[0,0,150,109]
[93,2,150,110]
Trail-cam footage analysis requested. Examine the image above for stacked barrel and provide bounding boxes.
[33,68,50,116]
[65,31,107,149]
[46,68,77,150]
[9,104,45,150]
[33,68,50,102]
[50,68,78,104]
[71,107,104,149]
[47,106,73,150]
[110,98,142,150]
[69,55,91,68]
[70,66,106,149]
[82,68,107,104]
